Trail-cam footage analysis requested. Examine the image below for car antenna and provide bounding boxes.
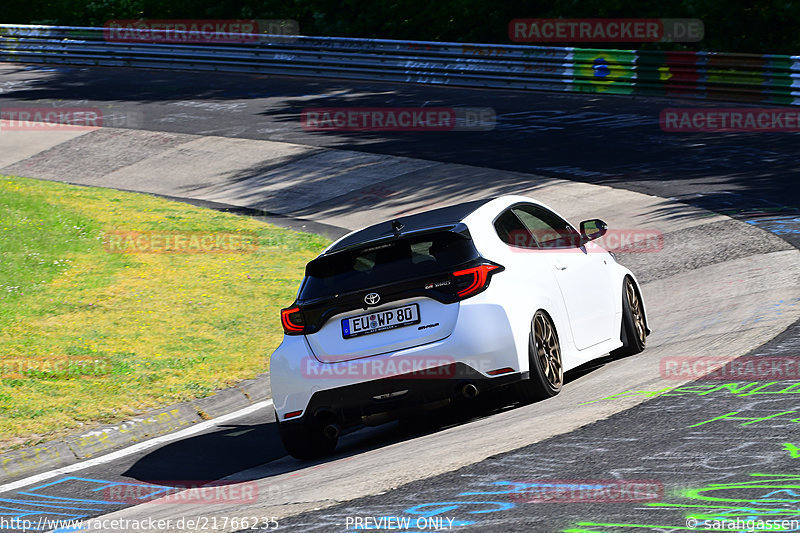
[391,219,404,236]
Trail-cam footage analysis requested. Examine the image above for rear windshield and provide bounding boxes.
[300,231,479,299]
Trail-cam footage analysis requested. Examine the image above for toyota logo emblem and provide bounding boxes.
[364,293,381,305]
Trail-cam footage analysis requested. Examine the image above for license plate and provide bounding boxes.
[342,304,420,339]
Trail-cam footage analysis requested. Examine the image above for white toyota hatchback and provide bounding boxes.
[271,195,649,458]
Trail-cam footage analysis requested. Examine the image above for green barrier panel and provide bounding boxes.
[761,56,796,105]
[572,49,636,95]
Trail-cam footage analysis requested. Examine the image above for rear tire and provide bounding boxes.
[611,277,647,358]
[515,311,563,404]
[277,413,338,460]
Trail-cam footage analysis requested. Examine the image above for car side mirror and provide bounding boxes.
[579,219,608,245]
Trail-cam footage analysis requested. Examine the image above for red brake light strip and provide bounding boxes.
[281,307,304,333]
[453,264,500,298]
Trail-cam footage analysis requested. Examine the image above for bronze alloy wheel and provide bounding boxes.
[533,311,563,390]
[626,278,646,346]
[612,277,647,358]
[514,310,563,403]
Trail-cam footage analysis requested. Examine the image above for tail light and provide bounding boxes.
[281,306,305,335]
[453,263,503,299]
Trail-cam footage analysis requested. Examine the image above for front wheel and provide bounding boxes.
[276,413,338,460]
[611,277,647,358]
[515,310,563,404]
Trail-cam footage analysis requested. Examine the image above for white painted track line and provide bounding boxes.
[0,399,274,494]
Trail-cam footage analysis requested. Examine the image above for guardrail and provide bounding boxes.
[1,24,799,105]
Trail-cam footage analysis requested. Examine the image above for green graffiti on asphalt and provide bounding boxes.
[681,474,800,504]
[580,382,800,405]
[562,474,800,532]
[688,410,798,428]
[785,443,800,458]
[563,523,699,532]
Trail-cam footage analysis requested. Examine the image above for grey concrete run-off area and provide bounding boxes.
[0,123,797,531]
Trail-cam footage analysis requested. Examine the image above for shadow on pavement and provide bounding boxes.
[123,359,613,487]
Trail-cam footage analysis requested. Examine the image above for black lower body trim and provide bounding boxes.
[285,362,524,428]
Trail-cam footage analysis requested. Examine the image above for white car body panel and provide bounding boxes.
[271,297,518,417]
[307,297,459,363]
[271,194,648,421]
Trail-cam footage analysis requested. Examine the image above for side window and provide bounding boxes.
[512,205,580,249]
[494,209,537,248]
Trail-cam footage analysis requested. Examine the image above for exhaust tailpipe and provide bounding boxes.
[323,423,341,440]
[460,383,479,399]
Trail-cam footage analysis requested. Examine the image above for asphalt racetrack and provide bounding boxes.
[0,63,799,533]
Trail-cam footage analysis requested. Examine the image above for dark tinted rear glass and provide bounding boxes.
[300,232,479,299]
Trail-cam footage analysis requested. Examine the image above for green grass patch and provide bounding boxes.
[0,175,329,450]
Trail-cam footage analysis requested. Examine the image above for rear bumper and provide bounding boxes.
[270,301,520,421]
[281,363,524,428]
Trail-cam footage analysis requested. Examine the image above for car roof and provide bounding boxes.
[325,197,494,254]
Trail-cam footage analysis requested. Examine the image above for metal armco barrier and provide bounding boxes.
[1,24,799,105]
